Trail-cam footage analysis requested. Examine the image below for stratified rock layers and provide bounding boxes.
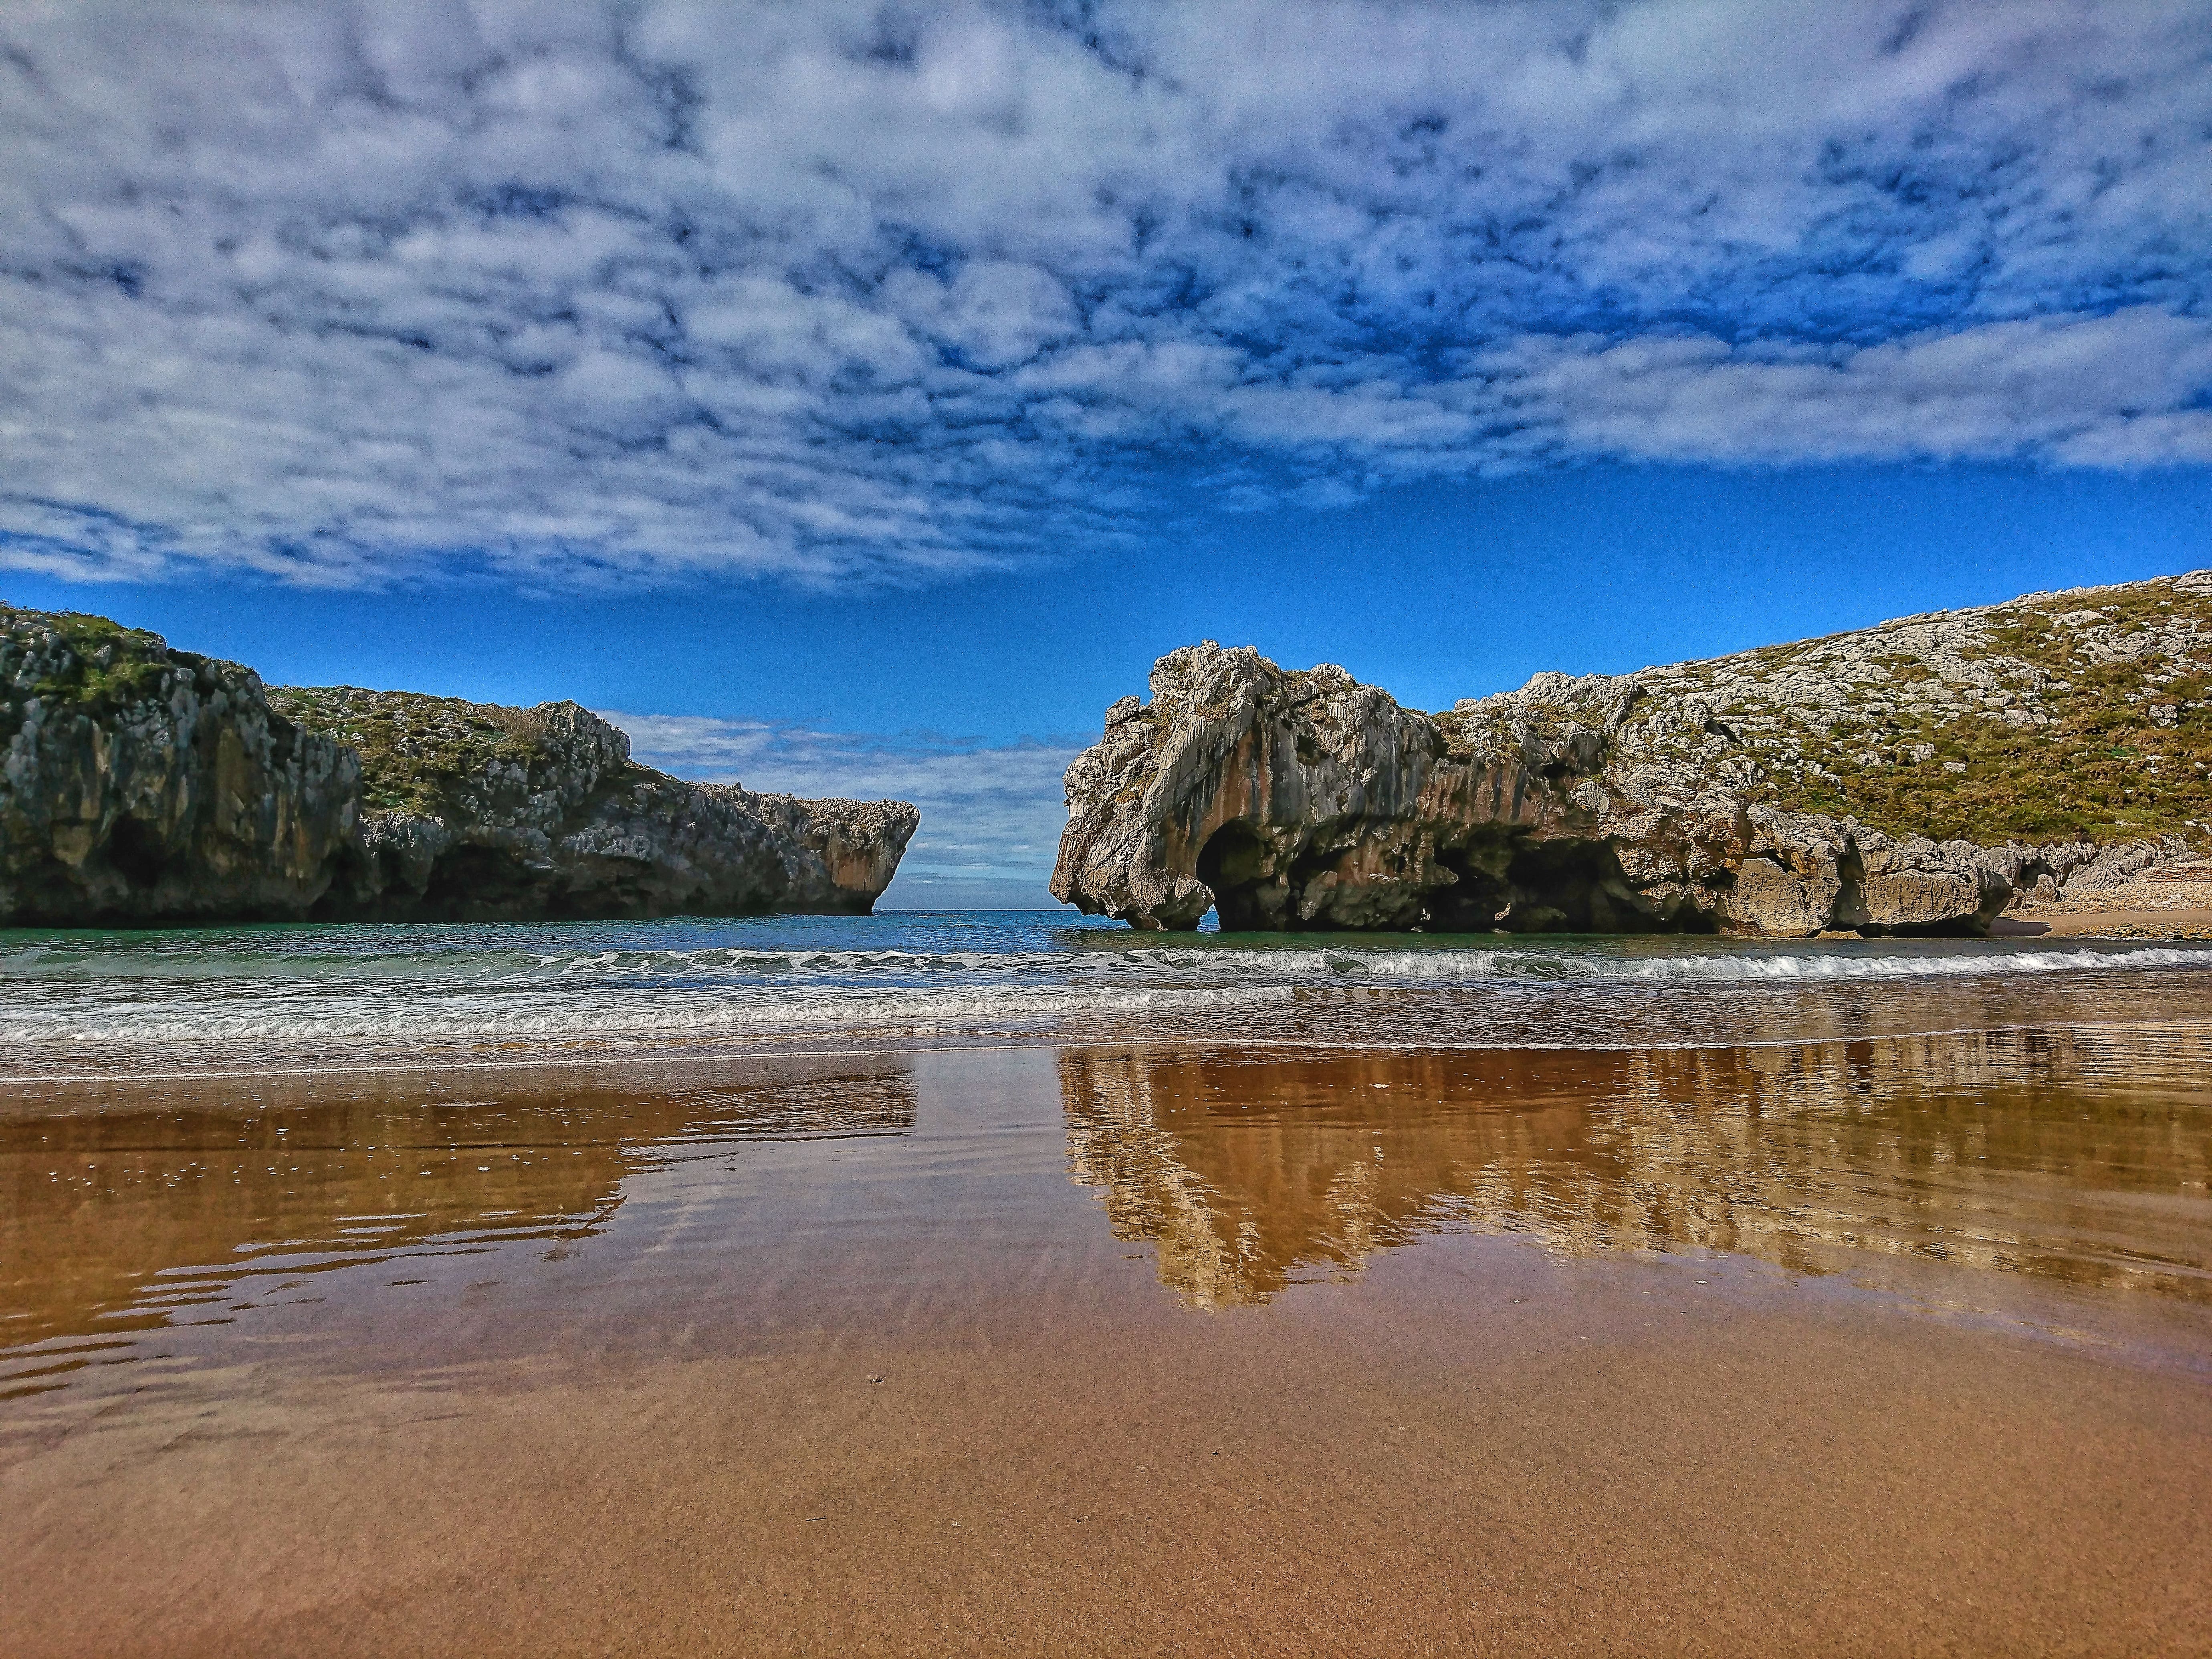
[1052,572,2212,935]
[2,604,916,926]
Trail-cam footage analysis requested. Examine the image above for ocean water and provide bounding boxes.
[2,909,2208,1078]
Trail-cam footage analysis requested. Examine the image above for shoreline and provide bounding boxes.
[4,932,2211,1100]
[1994,904,2212,940]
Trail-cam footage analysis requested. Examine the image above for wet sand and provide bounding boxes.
[5,1029,2212,1656]
[1995,905,2212,939]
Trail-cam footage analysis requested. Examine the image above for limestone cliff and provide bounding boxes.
[1,605,358,926]
[268,686,917,921]
[1052,570,2212,935]
[1,604,917,926]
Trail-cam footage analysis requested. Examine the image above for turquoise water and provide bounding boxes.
[2,911,2208,1076]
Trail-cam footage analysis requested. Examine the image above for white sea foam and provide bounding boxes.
[2,913,2205,1053]
[1314,944,2212,983]
[466,939,2200,988]
[0,982,1302,1045]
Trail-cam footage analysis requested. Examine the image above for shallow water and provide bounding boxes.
[4,910,2210,1076]
[4,915,2211,1654]
[4,984,2209,1406]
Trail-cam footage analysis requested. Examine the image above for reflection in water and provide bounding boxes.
[0,1058,916,1399]
[1061,1026,2212,1309]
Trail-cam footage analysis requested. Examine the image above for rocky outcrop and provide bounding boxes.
[1,605,359,925]
[271,686,918,922]
[1052,571,2212,935]
[1,604,917,926]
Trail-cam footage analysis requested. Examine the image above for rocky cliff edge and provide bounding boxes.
[1,603,917,926]
[1051,570,2211,935]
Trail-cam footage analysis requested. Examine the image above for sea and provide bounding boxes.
[4,908,2209,1080]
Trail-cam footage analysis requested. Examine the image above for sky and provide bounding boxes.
[3,1,2210,905]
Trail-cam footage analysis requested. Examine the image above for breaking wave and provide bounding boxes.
[2,911,2206,1058]
[0,982,1302,1045]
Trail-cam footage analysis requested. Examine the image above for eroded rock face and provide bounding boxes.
[275,688,920,922]
[2,605,918,926]
[2,605,358,926]
[274,687,918,920]
[1052,601,2202,937]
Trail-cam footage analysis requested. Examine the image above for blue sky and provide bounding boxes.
[3,2,2210,904]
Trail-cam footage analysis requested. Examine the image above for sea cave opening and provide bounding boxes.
[1434,835,1713,935]
[1195,821,1280,931]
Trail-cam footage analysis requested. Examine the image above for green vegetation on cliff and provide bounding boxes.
[266,686,585,817]
[5,602,917,927]
[0,603,184,732]
[1754,585,2205,844]
[1604,571,2212,848]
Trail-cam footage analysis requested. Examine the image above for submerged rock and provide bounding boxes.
[1,604,917,926]
[1052,571,2212,935]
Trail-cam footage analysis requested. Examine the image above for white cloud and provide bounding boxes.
[1473,309,2212,465]
[0,0,2209,587]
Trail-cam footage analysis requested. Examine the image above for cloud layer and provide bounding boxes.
[3,0,2210,586]
[612,711,1079,902]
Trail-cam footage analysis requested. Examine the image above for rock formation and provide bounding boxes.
[2,603,917,926]
[1052,571,2212,935]
[270,686,918,922]
[1,606,360,926]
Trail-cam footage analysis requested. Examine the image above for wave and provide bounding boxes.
[3,912,2206,1054]
[511,939,2198,986]
[1316,943,2212,983]
[0,981,1302,1045]
[9,937,2204,989]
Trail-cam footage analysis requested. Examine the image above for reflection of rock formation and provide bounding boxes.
[0,1057,915,1393]
[1060,1029,2212,1308]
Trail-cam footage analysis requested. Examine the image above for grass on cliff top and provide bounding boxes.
[2,603,180,721]
[1432,575,2212,849]
[1768,692,2210,845]
[269,686,552,816]
[1746,580,2212,846]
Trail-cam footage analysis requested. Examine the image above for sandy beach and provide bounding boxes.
[8,7,2212,1651]
[1994,865,2212,940]
[5,1021,2210,1657]
[1995,906,2212,940]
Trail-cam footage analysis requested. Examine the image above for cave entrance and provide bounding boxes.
[1195,821,1278,931]
[418,845,545,919]
[1435,835,1713,935]
[104,817,171,891]
[1498,840,1639,932]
